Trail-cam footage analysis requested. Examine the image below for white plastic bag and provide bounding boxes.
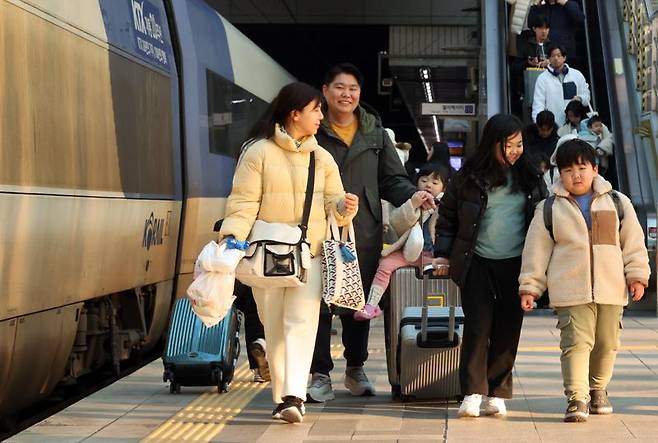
[186,271,236,327]
[196,240,245,275]
[402,222,424,262]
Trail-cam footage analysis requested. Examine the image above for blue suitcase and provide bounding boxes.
[162,298,240,393]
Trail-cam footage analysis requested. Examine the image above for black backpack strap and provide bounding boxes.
[300,151,316,239]
[543,195,557,241]
[609,190,624,228]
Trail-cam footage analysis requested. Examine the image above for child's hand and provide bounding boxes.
[410,191,427,209]
[520,293,536,312]
[339,193,359,215]
[629,281,645,301]
[418,191,436,210]
[432,257,450,276]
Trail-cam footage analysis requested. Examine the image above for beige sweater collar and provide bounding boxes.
[552,175,612,198]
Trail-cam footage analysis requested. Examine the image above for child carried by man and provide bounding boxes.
[354,164,449,320]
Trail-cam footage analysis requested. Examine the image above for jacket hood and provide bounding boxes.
[320,105,379,136]
[552,174,612,197]
[549,133,578,165]
[272,123,319,153]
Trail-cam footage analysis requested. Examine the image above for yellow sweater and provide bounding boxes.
[519,176,650,307]
[220,125,355,256]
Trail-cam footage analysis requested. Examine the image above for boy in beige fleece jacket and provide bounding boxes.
[518,139,650,423]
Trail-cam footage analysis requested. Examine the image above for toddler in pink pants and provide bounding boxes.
[355,164,449,320]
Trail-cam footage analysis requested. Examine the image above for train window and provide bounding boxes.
[207,69,268,158]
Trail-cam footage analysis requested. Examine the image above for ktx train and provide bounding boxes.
[0,0,293,417]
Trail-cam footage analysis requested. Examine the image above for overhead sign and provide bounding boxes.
[422,103,476,116]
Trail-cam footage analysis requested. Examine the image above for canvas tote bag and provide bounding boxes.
[320,211,365,310]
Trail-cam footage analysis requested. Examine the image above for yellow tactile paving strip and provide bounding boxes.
[141,362,261,442]
[141,345,344,442]
[517,344,658,352]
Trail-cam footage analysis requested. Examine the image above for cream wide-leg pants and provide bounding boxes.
[252,258,322,403]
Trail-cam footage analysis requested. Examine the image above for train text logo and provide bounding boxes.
[143,212,165,250]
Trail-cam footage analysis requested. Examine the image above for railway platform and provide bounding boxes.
[10,311,658,443]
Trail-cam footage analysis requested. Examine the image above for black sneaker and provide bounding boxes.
[273,399,306,420]
[248,340,270,382]
[279,396,305,423]
[272,403,284,420]
[564,400,589,422]
[589,390,613,414]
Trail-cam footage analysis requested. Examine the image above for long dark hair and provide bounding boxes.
[247,82,322,141]
[461,114,539,192]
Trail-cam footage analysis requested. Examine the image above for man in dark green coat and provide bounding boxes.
[307,63,434,402]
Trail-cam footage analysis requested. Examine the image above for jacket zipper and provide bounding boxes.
[567,193,598,301]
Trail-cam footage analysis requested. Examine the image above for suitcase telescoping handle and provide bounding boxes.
[420,265,457,343]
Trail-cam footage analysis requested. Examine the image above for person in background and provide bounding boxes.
[532,45,590,127]
[232,282,270,383]
[517,14,551,69]
[308,63,434,403]
[557,100,588,137]
[382,128,413,245]
[219,81,358,423]
[579,114,614,175]
[433,114,546,418]
[524,110,559,168]
[528,0,585,70]
[520,139,649,422]
[406,141,455,180]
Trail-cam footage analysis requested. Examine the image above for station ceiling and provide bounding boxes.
[205,0,479,26]
[207,0,481,152]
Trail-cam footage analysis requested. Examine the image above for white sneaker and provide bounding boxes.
[483,396,507,416]
[307,373,335,402]
[457,394,482,418]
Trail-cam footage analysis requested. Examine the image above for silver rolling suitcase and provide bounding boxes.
[398,292,463,400]
[386,266,462,400]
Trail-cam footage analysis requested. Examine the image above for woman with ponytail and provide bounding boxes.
[220,82,358,423]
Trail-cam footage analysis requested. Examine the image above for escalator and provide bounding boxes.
[504,0,657,310]
[588,0,657,302]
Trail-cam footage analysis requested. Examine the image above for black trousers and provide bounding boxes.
[233,281,265,369]
[310,246,379,375]
[310,313,370,374]
[459,254,524,399]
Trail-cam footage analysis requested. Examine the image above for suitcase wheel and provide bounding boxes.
[169,382,181,394]
[218,381,229,393]
[390,384,402,401]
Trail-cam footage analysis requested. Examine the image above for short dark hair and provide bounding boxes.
[587,115,603,127]
[323,63,364,87]
[536,110,555,128]
[415,163,451,188]
[547,44,567,58]
[564,100,587,120]
[555,139,597,171]
[531,14,550,29]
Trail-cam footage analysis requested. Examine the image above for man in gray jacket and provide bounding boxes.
[308,63,434,401]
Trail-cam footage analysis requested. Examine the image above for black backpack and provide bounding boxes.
[543,191,624,241]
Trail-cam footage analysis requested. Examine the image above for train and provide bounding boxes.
[0,0,293,417]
